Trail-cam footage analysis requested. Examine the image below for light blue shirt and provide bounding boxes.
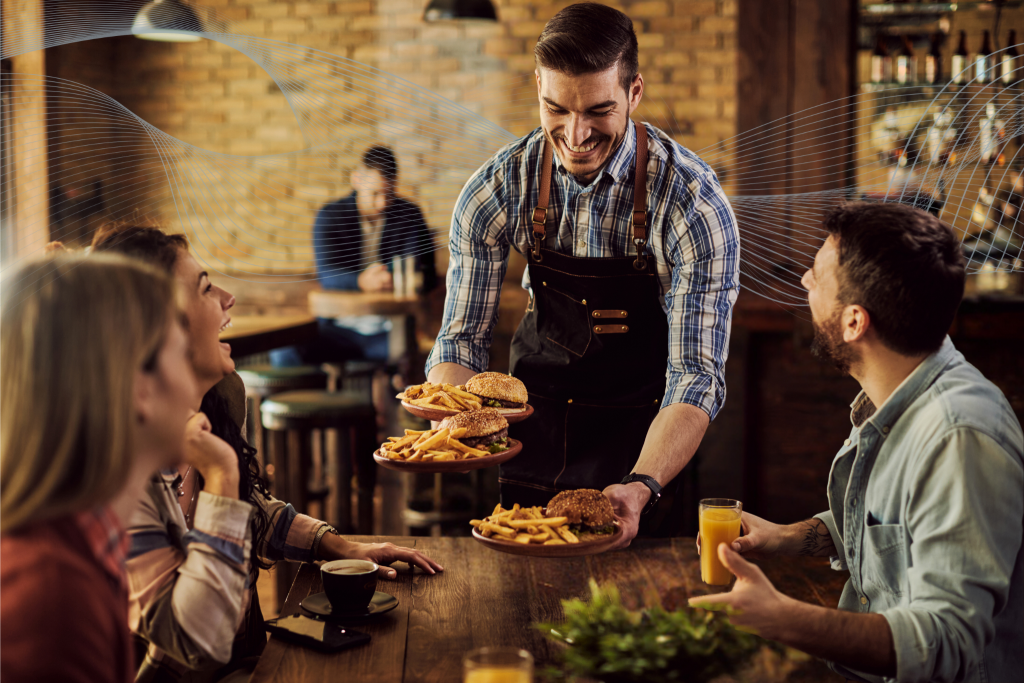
[815,337,1023,683]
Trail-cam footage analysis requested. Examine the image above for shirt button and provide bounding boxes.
[860,596,868,605]
[844,439,851,446]
[882,426,890,434]
[851,498,857,506]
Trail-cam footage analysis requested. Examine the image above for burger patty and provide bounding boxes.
[471,395,525,410]
[460,427,508,448]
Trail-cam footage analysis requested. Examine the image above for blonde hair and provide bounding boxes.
[1,253,177,533]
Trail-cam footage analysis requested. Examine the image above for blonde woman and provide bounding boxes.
[0,254,202,683]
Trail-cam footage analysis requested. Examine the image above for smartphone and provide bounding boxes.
[264,615,371,653]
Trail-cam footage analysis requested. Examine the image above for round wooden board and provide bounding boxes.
[400,401,534,424]
[470,524,622,557]
[373,438,522,473]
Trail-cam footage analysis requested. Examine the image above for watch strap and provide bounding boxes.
[621,474,662,515]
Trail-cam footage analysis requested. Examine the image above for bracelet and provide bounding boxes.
[311,524,338,558]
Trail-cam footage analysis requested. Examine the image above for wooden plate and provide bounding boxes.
[400,401,534,424]
[470,524,622,557]
[373,438,522,473]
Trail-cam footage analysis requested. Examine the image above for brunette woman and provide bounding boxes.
[91,225,442,682]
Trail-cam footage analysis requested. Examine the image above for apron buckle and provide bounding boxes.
[632,237,648,271]
[532,232,544,262]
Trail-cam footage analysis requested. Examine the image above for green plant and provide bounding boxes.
[537,580,775,683]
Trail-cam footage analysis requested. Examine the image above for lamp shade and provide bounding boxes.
[423,0,498,22]
[132,0,203,42]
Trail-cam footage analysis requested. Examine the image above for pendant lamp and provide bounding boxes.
[423,0,498,22]
[132,0,203,42]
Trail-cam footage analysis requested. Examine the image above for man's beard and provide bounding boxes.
[810,312,859,375]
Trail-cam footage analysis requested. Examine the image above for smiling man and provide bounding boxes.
[426,3,740,544]
[691,202,1023,683]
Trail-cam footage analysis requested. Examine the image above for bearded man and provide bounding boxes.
[692,202,1023,683]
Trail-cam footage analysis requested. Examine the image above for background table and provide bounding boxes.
[250,536,849,683]
[220,315,318,358]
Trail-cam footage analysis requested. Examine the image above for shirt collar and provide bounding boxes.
[72,506,129,592]
[550,120,638,186]
[848,336,957,433]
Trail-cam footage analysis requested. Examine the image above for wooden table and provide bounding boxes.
[250,537,848,683]
[220,315,318,358]
[308,290,426,318]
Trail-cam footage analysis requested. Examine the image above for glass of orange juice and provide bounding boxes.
[699,498,743,585]
[463,647,533,683]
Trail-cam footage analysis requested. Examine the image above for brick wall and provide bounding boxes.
[46,0,738,282]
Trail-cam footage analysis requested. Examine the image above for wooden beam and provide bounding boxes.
[2,0,50,259]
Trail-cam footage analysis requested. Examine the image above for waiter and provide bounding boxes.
[425,2,739,546]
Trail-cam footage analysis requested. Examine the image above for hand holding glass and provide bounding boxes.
[699,498,743,585]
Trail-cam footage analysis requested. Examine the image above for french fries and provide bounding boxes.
[470,504,581,544]
[397,382,483,413]
[378,426,490,462]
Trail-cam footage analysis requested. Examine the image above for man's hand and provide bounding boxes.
[697,511,785,560]
[687,543,796,640]
[601,482,650,549]
[320,535,444,579]
[358,263,393,292]
[183,412,239,498]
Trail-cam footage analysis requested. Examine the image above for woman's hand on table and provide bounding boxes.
[358,264,393,292]
[687,543,796,641]
[320,535,444,579]
[697,511,784,560]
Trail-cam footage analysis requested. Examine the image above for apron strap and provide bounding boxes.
[531,140,554,262]
[531,121,650,268]
[632,123,649,271]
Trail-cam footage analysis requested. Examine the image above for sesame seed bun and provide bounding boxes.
[438,407,508,438]
[545,489,615,528]
[465,372,528,405]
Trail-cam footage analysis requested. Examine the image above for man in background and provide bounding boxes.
[692,202,1023,683]
[273,145,436,365]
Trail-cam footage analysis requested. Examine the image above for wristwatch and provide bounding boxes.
[620,473,662,515]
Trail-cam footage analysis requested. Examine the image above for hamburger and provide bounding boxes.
[438,408,510,453]
[465,372,528,413]
[546,489,616,539]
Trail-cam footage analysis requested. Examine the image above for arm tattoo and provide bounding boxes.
[797,518,837,557]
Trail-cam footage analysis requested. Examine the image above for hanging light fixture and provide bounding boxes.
[423,0,498,22]
[132,0,203,42]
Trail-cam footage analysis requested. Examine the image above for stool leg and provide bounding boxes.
[268,430,289,503]
[353,421,377,535]
[294,429,311,516]
[334,428,354,535]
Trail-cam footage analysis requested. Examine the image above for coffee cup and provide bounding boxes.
[321,559,379,613]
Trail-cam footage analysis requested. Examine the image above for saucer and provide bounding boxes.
[300,590,399,620]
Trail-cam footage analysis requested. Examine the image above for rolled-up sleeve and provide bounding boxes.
[883,428,1023,683]
[129,491,254,668]
[425,160,510,376]
[814,509,849,572]
[661,173,739,419]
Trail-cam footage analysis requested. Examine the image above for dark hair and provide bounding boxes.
[91,223,273,578]
[362,145,398,182]
[534,3,639,92]
[823,202,966,356]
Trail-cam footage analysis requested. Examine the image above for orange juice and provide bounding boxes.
[464,670,532,683]
[699,506,742,585]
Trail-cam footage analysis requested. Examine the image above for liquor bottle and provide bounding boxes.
[976,30,993,83]
[925,33,943,84]
[980,103,1007,165]
[871,35,892,84]
[927,109,957,165]
[897,36,917,85]
[1002,30,1019,86]
[951,31,969,84]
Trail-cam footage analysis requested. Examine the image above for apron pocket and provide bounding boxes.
[536,285,591,358]
[556,400,660,490]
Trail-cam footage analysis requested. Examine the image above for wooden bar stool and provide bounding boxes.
[236,365,327,483]
[259,390,378,532]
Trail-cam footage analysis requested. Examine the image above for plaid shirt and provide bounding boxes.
[74,506,130,593]
[425,121,740,418]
